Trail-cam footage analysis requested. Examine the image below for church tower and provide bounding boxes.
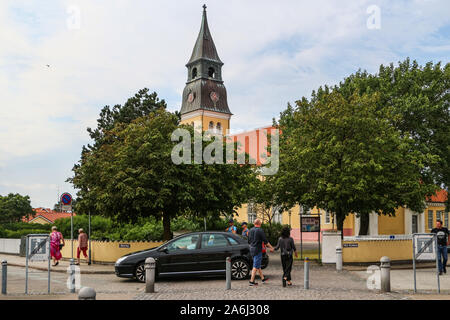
[180,5,232,134]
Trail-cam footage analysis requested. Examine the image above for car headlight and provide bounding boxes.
[115,256,127,265]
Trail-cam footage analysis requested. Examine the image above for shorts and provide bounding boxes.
[252,252,263,269]
[77,247,88,258]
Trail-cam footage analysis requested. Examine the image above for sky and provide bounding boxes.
[0,0,449,208]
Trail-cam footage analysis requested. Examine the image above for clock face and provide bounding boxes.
[188,92,195,103]
[210,91,219,103]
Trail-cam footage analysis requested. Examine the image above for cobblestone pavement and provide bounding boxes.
[135,263,409,300]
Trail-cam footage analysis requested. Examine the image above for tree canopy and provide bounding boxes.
[0,193,34,224]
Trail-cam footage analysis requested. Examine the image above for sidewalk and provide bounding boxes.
[0,254,115,274]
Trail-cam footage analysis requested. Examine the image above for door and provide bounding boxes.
[197,233,232,271]
[412,215,418,234]
[157,234,202,274]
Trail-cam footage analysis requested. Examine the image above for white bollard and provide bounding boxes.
[145,257,156,293]
[380,256,391,292]
[78,287,96,300]
[336,246,343,272]
[304,257,310,289]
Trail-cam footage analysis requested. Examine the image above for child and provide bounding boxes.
[274,226,298,287]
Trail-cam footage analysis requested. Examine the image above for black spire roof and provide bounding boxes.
[187,5,223,66]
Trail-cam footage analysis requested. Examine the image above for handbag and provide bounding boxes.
[59,243,64,250]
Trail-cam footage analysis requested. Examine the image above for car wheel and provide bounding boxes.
[135,262,146,283]
[231,258,250,280]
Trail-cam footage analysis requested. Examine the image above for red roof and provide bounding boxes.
[427,189,448,203]
[23,208,76,224]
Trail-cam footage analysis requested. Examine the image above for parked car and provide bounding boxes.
[115,231,269,282]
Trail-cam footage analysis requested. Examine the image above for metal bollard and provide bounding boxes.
[380,256,391,292]
[336,246,343,272]
[2,260,6,295]
[78,287,96,300]
[145,257,156,293]
[304,257,309,290]
[69,259,75,293]
[226,257,231,290]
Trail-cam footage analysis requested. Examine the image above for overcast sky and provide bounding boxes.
[0,0,449,208]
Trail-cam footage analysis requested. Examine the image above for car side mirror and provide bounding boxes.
[160,247,169,254]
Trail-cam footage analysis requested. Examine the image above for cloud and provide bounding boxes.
[0,0,449,206]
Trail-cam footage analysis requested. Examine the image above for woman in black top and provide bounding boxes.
[274,226,298,287]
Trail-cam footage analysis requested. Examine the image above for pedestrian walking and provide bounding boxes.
[248,219,274,286]
[50,226,64,266]
[274,226,298,287]
[241,222,249,238]
[225,218,237,234]
[431,220,449,275]
[76,228,89,265]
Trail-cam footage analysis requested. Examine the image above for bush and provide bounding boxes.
[0,227,6,238]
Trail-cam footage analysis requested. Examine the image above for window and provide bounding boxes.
[192,67,197,79]
[428,210,434,230]
[209,121,214,131]
[208,67,215,78]
[227,237,239,245]
[272,206,282,224]
[325,211,331,224]
[445,212,449,227]
[247,202,256,223]
[216,122,222,133]
[437,210,443,223]
[167,235,199,252]
[201,234,229,249]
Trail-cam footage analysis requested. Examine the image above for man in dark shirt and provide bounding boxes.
[248,219,274,286]
[431,220,450,275]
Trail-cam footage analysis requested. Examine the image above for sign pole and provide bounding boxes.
[71,211,74,260]
[25,236,29,294]
[300,213,303,260]
[318,215,321,262]
[435,235,440,294]
[47,235,51,294]
[413,235,417,293]
[88,211,92,265]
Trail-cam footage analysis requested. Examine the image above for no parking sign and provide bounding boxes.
[60,192,73,211]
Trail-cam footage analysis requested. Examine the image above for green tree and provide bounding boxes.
[276,90,438,237]
[336,58,450,212]
[71,107,256,240]
[0,193,34,224]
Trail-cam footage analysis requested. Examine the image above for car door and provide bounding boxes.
[157,234,202,274]
[198,233,232,272]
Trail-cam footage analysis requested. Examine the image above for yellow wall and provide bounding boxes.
[378,207,405,235]
[61,240,164,263]
[180,114,230,136]
[343,240,412,263]
[29,217,52,224]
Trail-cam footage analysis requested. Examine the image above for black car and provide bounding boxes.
[115,231,269,282]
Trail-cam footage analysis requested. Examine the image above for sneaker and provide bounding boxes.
[262,276,269,283]
[439,272,443,276]
[249,281,258,286]
[444,267,447,274]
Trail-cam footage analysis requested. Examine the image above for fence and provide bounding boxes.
[0,239,21,255]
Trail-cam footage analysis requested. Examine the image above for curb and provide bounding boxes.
[7,263,115,275]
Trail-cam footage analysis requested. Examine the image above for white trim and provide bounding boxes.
[181,110,232,122]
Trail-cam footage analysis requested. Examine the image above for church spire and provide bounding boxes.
[187,4,223,66]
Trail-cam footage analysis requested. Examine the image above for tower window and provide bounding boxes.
[192,68,197,79]
[216,122,222,132]
[208,67,215,78]
[209,121,214,131]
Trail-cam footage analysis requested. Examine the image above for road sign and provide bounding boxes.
[25,234,51,294]
[412,233,440,294]
[28,236,50,261]
[60,192,73,212]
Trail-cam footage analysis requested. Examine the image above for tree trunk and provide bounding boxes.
[162,212,171,241]
[336,209,345,240]
[359,213,370,236]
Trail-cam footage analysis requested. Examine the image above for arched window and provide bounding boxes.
[192,68,197,79]
[216,122,222,133]
[209,121,214,131]
[208,67,215,78]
